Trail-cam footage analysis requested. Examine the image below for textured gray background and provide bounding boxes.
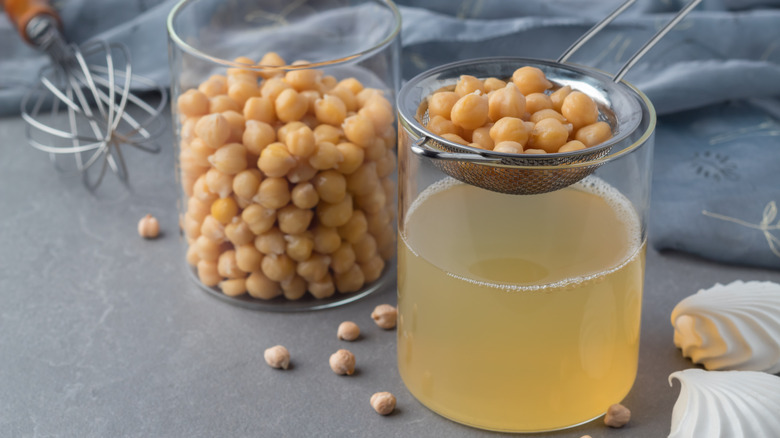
[2,108,780,438]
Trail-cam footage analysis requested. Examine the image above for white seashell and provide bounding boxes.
[668,369,780,438]
[671,280,780,373]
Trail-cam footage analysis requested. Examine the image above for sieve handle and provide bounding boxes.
[410,136,503,164]
[557,0,702,83]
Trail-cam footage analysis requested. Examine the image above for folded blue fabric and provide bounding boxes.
[1,0,778,268]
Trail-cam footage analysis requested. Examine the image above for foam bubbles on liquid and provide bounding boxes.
[402,176,644,293]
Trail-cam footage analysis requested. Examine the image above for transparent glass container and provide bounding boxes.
[397,58,655,432]
[167,0,401,311]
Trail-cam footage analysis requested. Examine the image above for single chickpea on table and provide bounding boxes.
[177,52,397,302]
[424,66,612,154]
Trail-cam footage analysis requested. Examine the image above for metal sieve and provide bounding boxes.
[397,0,700,195]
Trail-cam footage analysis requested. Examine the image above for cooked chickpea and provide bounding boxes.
[137,214,160,239]
[200,215,226,241]
[360,254,385,283]
[209,94,241,113]
[225,220,254,246]
[277,121,306,142]
[575,121,612,147]
[258,143,296,178]
[177,89,210,117]
[317,194,353,228]
[183,213,202,240]
[197,259,221,287]
[255,228,287,255]
[241,203,276,235]
[604,403,631,428]
[489,117,528,145]
[228,80,258,108]
[235,243,263,272]
[530,118,569,153]
[198,77,228,98]
[524,148,547,154]
[356,189,386,214]
[254,177,289,209]
[260,77,292,101]
[314,94,347,126]
[257,51,285,79]
[209,142,247,175]
[346,162,379,196]
[242,120,276,155]
[454,75,485,97]
[319,75,338,92]
[371,303,397,329]
[337,321,360,341]
[195,113,230,149]
[335,264,365,293]
[217,249,243,278]
[187,196,211,222]
[561,91,599,130]
[358,95,394,133]
[550,85,572,113]
[375,150,396,179]
[261,253,296,282]
[285,124,316,158]
[232,169,262,200]
[327,86,358,112]
[308,272,335,299]
[314,124,343,144]
[493,141,524,154]
[559,140,587,153]
[335,142,365,175]
[366,208,391,236]
[204,168,233,199]
[187,138,212,167]
[219,278,246,297]
[286,67,320,91]
[308,141,342,170]
[281,275,307,300]
[285,232,315,262]
[483,77,507,93]
[488,83,526,122]
[277,204,314,235]
[379,239,395,261]
[193,174,217,203]
[342,114,375,147]
[512,66,552,95]
[313,170,347,204]
[338,210,368,244]
[427,91,460,120]
[291,182,319,209]
[450,93,489,131]
[525,93,554,115]
[286,157,318,183]
[370,392,396,416]
[297,253,332,283]
[330,241,356,274]
[275,88,308,123]
[313,225,341,254]
[246,270,282,300]
[243,96,276,124]
[210,197,237,225]
[195,235,221,261]
[470,125,495,149]
[353,233,378,263]
[530,108,567,124]
[426,115,461,137]
[440,133,467,145]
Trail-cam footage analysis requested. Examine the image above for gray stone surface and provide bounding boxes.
[2,108,780,438]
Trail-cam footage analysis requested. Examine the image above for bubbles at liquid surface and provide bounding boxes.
[402,176,644,292]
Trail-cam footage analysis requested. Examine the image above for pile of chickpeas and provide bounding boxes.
[425,66,612,154]
[176,52,396,301]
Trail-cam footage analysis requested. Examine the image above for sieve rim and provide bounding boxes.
[166,0,402,72]
[397,57,657,170]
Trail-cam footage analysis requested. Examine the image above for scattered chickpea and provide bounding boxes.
[329,349,356,375]
[370,392,396,416]
[138,214,160,239]
[337,321,360,341]
[264,345,291,370]
[604,403,631,428]
[371,304,397,329]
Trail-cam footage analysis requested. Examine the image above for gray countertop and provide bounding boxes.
[2,108,780,438]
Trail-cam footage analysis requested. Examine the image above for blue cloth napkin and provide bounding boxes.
[2,0,779,268]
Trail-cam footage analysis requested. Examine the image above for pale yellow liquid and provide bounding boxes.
[398,178,645,432]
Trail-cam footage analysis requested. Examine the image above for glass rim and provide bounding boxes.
[166,0,402,71]
[397,57,657,171]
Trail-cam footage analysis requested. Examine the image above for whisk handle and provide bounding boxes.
[3,0,60,44]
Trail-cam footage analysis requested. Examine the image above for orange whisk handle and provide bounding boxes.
[3,0,61,43]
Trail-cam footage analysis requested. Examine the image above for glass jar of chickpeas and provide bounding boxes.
[397,58,655,432]
[167,0,401,310]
